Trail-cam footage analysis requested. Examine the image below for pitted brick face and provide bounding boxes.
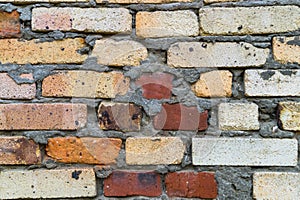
[0,11,20,38]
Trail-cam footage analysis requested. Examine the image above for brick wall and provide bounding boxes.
[0,0,299,199]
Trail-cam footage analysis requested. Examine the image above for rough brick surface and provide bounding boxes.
[0,38,87,64]
[253,172,300,199]
[153,103,208,131]
[104,171,162,197]
[244,70,300,96]
[32,8,131,33]
[136,11,199,38]
[96,0,192,3]
[126,137,185,165]
[192,138,298,166]
[199,6,300,35]
[273,36,300,64]
[135,72,174,99]
[278,102,300,131]
[0,136,40,165]
[46,137,122,164]
[98,102,142,132]
[218,103,259,130]
[91,39,147,66]
[191,70,232,97]
[0,168,96,199]
[204,0,239,3]
[0,103,87,130]
[0,11,20,38]
[42,71,129,98]
[165,172,217,198]
[0,73,36,99]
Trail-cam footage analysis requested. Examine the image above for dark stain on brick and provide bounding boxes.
[286,36,300,46]
[137,173,157,186]
[279,70,296,76]
[72,170,82,180]
[260,71,275,80]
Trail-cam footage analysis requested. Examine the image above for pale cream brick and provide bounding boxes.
[192,138,298,166]
[199,6,300,35]
[0,168,96,199]
[273,36,300,64]
[253,172,300,199]
[168,42,269,68]
[218,103,259,130]
[91,39,147,66]
[279,102,300,131]
[244,70,300,96]
[136,11,199,38]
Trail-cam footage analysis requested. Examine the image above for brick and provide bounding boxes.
[218,103,259,130]
[98,102,142,132]
[46,137,121,164]
[96,0,192,3]
[42,71,129,98]
[191,70,232,97]
[91,39,147,66]
[104,171,162,197]
[0,103,87,130]
[244,70,300,96]
[126,137,185,165]
[253,172,300,199]
[1,0,88,2]
[0,73,35,99]
[199,6,300,35]
[165,172,217,198]
[0,168,96,199]
[0,38,87,64]
[204,0,240,3]
[192,138,298,166]
[0,11,20,38]
[168,42,269,68]
[273,36,300,64]
[153,103,208,131]
[32,8,131,33]
[0,136,40,165]
[278,102,300,131]
[135,72,174,99]
[136,11,198,38]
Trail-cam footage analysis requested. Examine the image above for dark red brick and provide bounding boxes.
[0,11,20,38]
[135,72,173,99]
[165,172,217,198]
[104,171,162,197]
[153,103,208,131]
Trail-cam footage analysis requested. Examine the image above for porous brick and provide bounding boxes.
[0,11,20,38]
[273,36,300,64]
[278,102,300,131]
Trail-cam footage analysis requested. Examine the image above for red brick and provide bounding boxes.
[0,103,87,130]
[104,171,162,197]
[0,11,20,38]
[153,103,208,131]
[165,172,217,198]
[0,136,40,165]
[135,72,173,99]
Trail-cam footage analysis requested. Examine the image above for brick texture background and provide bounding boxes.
[0,0,299,199]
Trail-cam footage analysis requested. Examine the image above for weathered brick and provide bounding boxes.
[0,38,87,64]
[42,71,129,98]
[0,168,96,199]
[0,73,35,99]
[135,72,174,99]
[165,172,217,198]
[90,39,147,66]
[104,171,162,197]
[253,172,300,199]
[168,42,269,68]
[218,103,259,130]
[0,11,20,38]
[191,70,232,97]
[244,70,300,96]
[32,8,131,33]
[199,6,300,35]
[273,36,300,64]
[153,103,208,131]
[0,136,40,165]
[98,102,142,132]
[126,137,185,165]
[46,137,121,164]
[278,102,300,131]
[0,103,87,130]
[97,0,192,3]
[136,11,199,38]
[192,138,298,166]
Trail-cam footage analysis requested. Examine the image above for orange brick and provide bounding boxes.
[0,11,20,38]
